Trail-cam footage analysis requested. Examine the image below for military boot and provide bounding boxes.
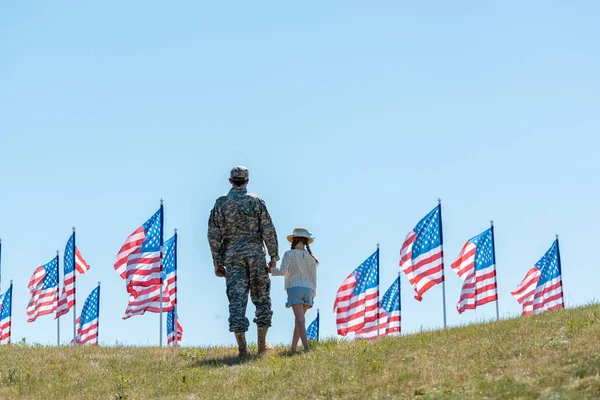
[235,332,248,357]
[257,327,273,355]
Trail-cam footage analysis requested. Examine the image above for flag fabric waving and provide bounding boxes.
[451,228,498,313]
[123,234,176,320]
[114,208,163,297]
[400,205,444,301]
[56,233,91,318]
[307,311,319,341]
[0,284,13,345]
[167,309,183,346]
[355,277,401,339]
[74,286,100,345]
[162,234,177,307]
[512,239,564,315]
[334,250,379,336]
[27,257,59,322]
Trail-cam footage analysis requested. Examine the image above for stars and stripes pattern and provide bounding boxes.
[451,228,498,313]
[334,250,379,336]
[74,286,100,345]
[512,239,564,315]
[355,277,401,339]
[56,233,91,318]
[400,205,444,301]
[114,208,162,297]
[27,257,59,322]
[307,311,319,341]
[123,234,176,320]
[167,309,183,346]
[0,284,13,345]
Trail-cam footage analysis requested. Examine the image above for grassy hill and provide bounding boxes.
[0,305,599,399]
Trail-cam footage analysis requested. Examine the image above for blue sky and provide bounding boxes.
[0,1,599,346]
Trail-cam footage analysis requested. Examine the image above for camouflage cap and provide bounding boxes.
[230,166,249,181]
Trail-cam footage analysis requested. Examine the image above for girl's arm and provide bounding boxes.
[270,252,289,276]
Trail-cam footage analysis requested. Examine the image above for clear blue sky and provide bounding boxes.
[1,1,599,346]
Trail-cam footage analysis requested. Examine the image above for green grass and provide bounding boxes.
[1,305,599,399]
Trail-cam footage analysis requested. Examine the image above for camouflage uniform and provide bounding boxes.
[207,167,279,333]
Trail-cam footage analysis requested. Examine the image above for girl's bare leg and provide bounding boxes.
[292,304,309,351]
[291,305,311,352]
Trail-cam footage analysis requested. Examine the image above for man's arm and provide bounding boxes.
[258,199,279,263]
[207,202,225,274]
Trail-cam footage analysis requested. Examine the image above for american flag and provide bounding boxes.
[512,239,564,315]
[307,311,319,341]
[400,205,444,301]
[334,250,379,336]
[451,228,498,314]
[114,208,162,297]
[56,233,91,318]
[123,234,176,319]
[0,284,13,345]
[355,277,401,340]
[27,257,59,322]
[74,286,100,345]
[167,309,183,346]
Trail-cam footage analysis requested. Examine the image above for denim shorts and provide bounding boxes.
[286,287,314,308]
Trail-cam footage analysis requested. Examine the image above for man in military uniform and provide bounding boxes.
[208,166,279,356]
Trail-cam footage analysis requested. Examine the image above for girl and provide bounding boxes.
[270,228,318,353]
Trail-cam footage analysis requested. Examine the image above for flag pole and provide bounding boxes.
[56,250,60,347]
[97,281,101,345]
[316,309,320,342]
[8,280,12,344]
[490,221,500,321]
[72,227,77,345]
[438,199,447,329]
[555,234,565,309]
[159,199,164,347]
[376,243,380,338]
[173,228,178,347]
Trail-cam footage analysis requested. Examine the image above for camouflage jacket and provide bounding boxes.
[208,187,279,267]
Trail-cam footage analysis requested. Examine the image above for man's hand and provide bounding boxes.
[268,260,277,269]
[214,265,227,278]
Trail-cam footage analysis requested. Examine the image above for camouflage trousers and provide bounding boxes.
[225,257,272,333]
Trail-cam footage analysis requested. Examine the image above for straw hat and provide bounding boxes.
[287,228,314,244]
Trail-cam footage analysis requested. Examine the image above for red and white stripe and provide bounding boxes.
[455,265,498,313]
[75,248,91,274]
[511,267,542,315]
[0,313,10,345]
[531,276,563,315]
[400,231,444,301]
[355,309,401,340]
[77,316,99,345]
[123,280,174,320]
[164,269,177,306]
[26,266,58,322]
[114,226,162,297]
[452,242,498,313]
[168,317,183,346]
[56,248,91,318]
[334,273,379,336]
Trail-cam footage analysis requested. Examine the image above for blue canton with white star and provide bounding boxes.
[469,228,495,271]
[162,235,177,278]
[167,309,178,335]
[141,209,162,252]
[412,206,442,260]
[536,240,560,285]
[64,233,75,275]
[42,258,59,290]
[380,277,400,313]
[0,286,12,320]
[80,286,100,325]
[307,313,319,340]
[352,250,379,295]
